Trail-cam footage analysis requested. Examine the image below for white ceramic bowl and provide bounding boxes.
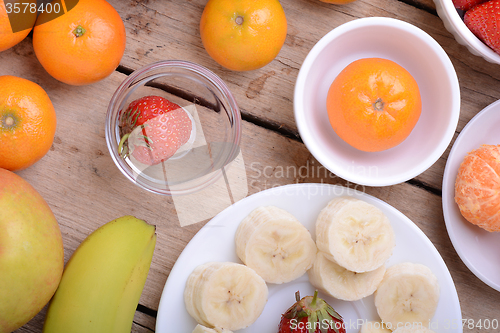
[434,0,500,64]
[294,17,460,186]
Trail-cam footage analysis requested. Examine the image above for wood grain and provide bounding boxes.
[1,0,499,332]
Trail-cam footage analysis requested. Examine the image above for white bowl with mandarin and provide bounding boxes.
[294,17,460,186]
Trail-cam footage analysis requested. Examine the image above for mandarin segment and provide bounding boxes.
[326,58,421,152]
[455,144,500,232]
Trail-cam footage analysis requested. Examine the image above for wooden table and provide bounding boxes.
[3,0,500,331]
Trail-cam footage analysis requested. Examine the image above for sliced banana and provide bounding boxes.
[308,252,386,301]
[359,321,392,333]
[192,324,233,333]
[185,262,217,327]
[374,262,440,330]
[316,196,395,273]
[235,206,317,284]
[184,262,268,331]
[392,327,436,333]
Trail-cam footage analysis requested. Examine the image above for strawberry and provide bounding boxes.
[118,96,192,165]
[119,95,181,134]
[453,0,487,11]
[465,0,500,55]
[278,291,345,333]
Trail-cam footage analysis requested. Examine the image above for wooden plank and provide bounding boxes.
[2,41,499,332]
[109,0,500,191]
[3,1,500,332]
[111,0,445,131]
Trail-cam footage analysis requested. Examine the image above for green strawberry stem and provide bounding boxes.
[118,134,130,158]
[311,290,318,308]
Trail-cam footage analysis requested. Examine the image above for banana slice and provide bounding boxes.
[184,262,268,331]
[308,252,386,301]
[185,262,217,327]
[374,262,440,330]
[316,196,395,273]
[392,327,436,333]
[235,206,317,284]
[192,324,233,333]
[359,321,392,333]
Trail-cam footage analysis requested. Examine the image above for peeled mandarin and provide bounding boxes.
[455,144,500,232]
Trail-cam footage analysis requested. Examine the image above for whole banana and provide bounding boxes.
[43,215,156,333]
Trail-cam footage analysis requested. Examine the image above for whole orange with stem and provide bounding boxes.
[455,144,500,232]
[0,0,35,52]
[0,75,57,171]
[200,0,287,71]
[326,58,421,152]
[32,0,126,85]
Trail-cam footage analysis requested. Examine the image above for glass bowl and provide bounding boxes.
[105,60,241,196]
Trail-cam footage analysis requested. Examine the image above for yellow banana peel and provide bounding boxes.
[43,215,156,333]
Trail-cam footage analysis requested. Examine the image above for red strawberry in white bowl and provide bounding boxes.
[464,0,500,55]
[119,96,194,165]
[452,0,487,11]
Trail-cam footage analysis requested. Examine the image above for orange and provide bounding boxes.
[455,144,500,232]
[326,58,421,152]
[32,0,126,85]
[200,0,287,71]
[0,0,35,52]
[0,75,57,171]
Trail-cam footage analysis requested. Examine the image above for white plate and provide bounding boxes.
[442,100,500,291]
[156,184,461,333]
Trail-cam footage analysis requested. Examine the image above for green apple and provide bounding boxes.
[0,168,64,333]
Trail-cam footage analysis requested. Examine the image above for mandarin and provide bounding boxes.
[200,0,287,71]
[32,0,126,85]
[0,75,57,171]
[0,0,35,52]
[326,58,421,152]
[455,144,500,232]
